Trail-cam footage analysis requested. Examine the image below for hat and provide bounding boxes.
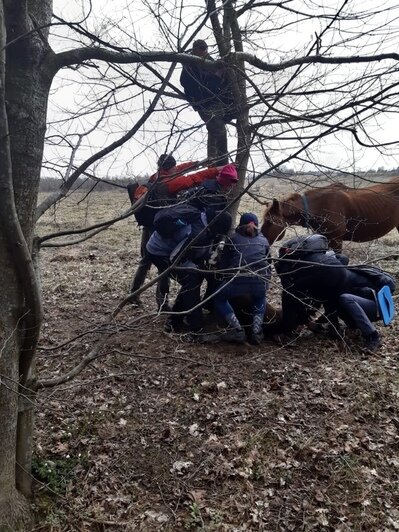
[192,39,208,51]
[157,154,176,171]
[216,164,238,187]
[206,210,232,236]
[239,212,258,226]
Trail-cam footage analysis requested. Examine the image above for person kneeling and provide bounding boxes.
[213,213,270,345]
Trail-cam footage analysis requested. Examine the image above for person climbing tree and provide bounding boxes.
[180,39,235,166]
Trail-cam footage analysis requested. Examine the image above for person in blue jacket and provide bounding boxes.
[146,205,232,340]
[213,212,270,345]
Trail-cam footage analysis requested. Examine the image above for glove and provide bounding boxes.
[208,240,226,268]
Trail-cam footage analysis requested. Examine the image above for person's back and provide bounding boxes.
[277,249,348,300]
[180,43,220,111]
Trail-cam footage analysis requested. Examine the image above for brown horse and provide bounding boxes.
[261,177,399,251]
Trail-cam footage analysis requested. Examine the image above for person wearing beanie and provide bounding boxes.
[160,162,237,196]
[180,40,235,165]
[175,163,239,213]
[129,154,197,310]
[212,212,270,345]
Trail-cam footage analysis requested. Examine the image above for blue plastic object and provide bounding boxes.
[377,285,395,326]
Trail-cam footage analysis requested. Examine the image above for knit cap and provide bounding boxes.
[216,164,238,187]
[239,212,258,226]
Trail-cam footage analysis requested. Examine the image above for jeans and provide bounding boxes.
[214,277,266,332]
[131,227,170,308]
[336,293,378,337]
[148,254,204,331]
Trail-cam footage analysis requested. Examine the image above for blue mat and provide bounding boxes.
[377,285,395,326]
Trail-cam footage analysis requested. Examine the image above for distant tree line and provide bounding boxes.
[39,168,399,193]
[39,176,133,192]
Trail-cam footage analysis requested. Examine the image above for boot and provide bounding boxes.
[164,316,185,333]
[251,314,264,345]
[363,331,382,352]
[221,328,246,344]
[158,300,172,313]
[185,330,220,344]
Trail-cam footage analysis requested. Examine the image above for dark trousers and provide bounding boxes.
[149,254,204,331]
[198,106,228,166]
[131,227,170,308]
[214,277,266,331]
[336,293,378,337]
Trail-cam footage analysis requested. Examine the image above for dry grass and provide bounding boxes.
[33,179,399,531]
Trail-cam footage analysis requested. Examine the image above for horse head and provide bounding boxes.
[261,194,303,243]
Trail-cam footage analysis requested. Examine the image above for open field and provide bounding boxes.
[33,177,399,531]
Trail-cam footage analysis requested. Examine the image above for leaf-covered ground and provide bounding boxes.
[33,190,399,531]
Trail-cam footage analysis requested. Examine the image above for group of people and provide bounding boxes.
[127,155,239,311]
[125,38,395,351]
[127,156,395,351]
[128,154,269,345]
[274,234,395,352]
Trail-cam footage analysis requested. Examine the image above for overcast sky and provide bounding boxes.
[47,0,399,180]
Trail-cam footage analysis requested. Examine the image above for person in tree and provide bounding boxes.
[180,39,235,166]
[213,213,271,345]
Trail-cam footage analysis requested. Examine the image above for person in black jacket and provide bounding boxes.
[146,205,232,340]
[180,39,234,166]
[275,235,386,351]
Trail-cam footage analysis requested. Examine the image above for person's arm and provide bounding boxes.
[217,238,236,271]
[164,167,219,195]
[172,162,198,174]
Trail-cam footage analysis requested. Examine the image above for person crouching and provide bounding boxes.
[213,213,270,345]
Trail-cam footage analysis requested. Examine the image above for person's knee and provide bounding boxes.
[338,294,353,306]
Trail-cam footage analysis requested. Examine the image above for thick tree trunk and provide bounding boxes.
[0,292,32,530]
[0,0,52,527]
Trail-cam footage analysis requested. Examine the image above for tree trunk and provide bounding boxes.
[0,271,32,530]
[208,0,250,222]
[0,0,52,527]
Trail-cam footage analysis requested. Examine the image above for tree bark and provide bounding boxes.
[0,0,52,525]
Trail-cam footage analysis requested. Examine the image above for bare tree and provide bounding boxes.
[1,0,399,527]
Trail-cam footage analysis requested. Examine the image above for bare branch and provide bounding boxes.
[36,63,177,220]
